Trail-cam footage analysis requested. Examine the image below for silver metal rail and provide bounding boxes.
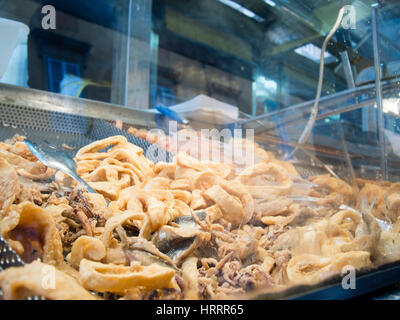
[0,83,158,128]
[240,80,400,134]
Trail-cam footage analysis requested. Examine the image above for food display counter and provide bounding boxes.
[1,0,400,301]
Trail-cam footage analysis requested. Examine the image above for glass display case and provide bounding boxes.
[1,0,400,300]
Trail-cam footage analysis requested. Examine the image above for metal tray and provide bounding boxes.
[0,101,172,163]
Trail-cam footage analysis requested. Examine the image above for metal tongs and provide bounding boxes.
[24,139,97,194]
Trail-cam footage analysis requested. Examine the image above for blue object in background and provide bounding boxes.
[155,105,187,124]
[47,57,80,93]
[47,57,87,134]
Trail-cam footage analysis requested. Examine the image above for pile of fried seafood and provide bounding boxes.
[1,134,400,300]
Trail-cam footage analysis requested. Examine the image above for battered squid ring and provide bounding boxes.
[75,159,102,176]
[78,259,175,293]
[0,260,98,300]
[75,136,154,182]
[286,254,332,285]
[109,187,190,238]
[234,162,292,198]
[102,149,154,178]
[330,251,371,272]
[75,136,129,161]
[87,175,131,201]
[309,175,355,205]
[0,148,54,180]
[190,189,207,210]
[79,162,142,201]
[329,210,361,234]
[102,211,145,248]
[175,152,231,178]
[82,164,142,186]
[203,180,254,227]
[193,171,223,191]
[356,183,387,220]
[0,158,20,216]
[0,202,64,266]
[138,196,187,238]
[143,177,172,190]
[67,236,106,268]
[154,161,176,178]
[170,190,192,204]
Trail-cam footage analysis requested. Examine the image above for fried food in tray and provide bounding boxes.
[0,134,400,300]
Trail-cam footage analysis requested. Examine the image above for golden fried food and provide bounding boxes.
[357,183,388,220]
[0,158,20,216]
[1,202,64,266]
[78,259,175,293]
[0,260,97,300]
[309,174,356,206]
[67,236,106,268]
[0,134,399,300]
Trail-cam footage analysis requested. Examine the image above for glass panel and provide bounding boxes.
[0,0,128,104]
[1,0,398,117]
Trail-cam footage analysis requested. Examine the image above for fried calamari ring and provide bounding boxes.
[84,192,110,219]
[87,177,130,201]
[75,159,102,176]
[330,251,371,272]
[255,198,293,217]
[175,152,231,179]
[154,161,176,178]
[74,136,155,199]
[102,211,145,248]
[261,214,296,227]
[190,189,207,210]
[376,231,400,264]
[4,141,37,162]
[81,165,132,200]
[101,149,154,178]
[234,162,292,198]
[0,202,63,266]
[272,226,329,256]
[0,148,54,180]
[356,183,387,220]
[143,177,172,190]
[286,254,332,284]
[203,180,254,227]
[82,164,141,186]
[0,260,98,300]
[329,210,361,235]
[287,251,370,284]
[67,236,106,268]
[385,183,400,222]
[170,190,192,204]
[0,158,20,216]
[78,259,175,293]
[75,136,130,160]
[309,175,355,206]
[109,188,190,238]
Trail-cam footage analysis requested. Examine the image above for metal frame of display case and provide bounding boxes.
[237,78,400,180]
[0,83,159,128]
